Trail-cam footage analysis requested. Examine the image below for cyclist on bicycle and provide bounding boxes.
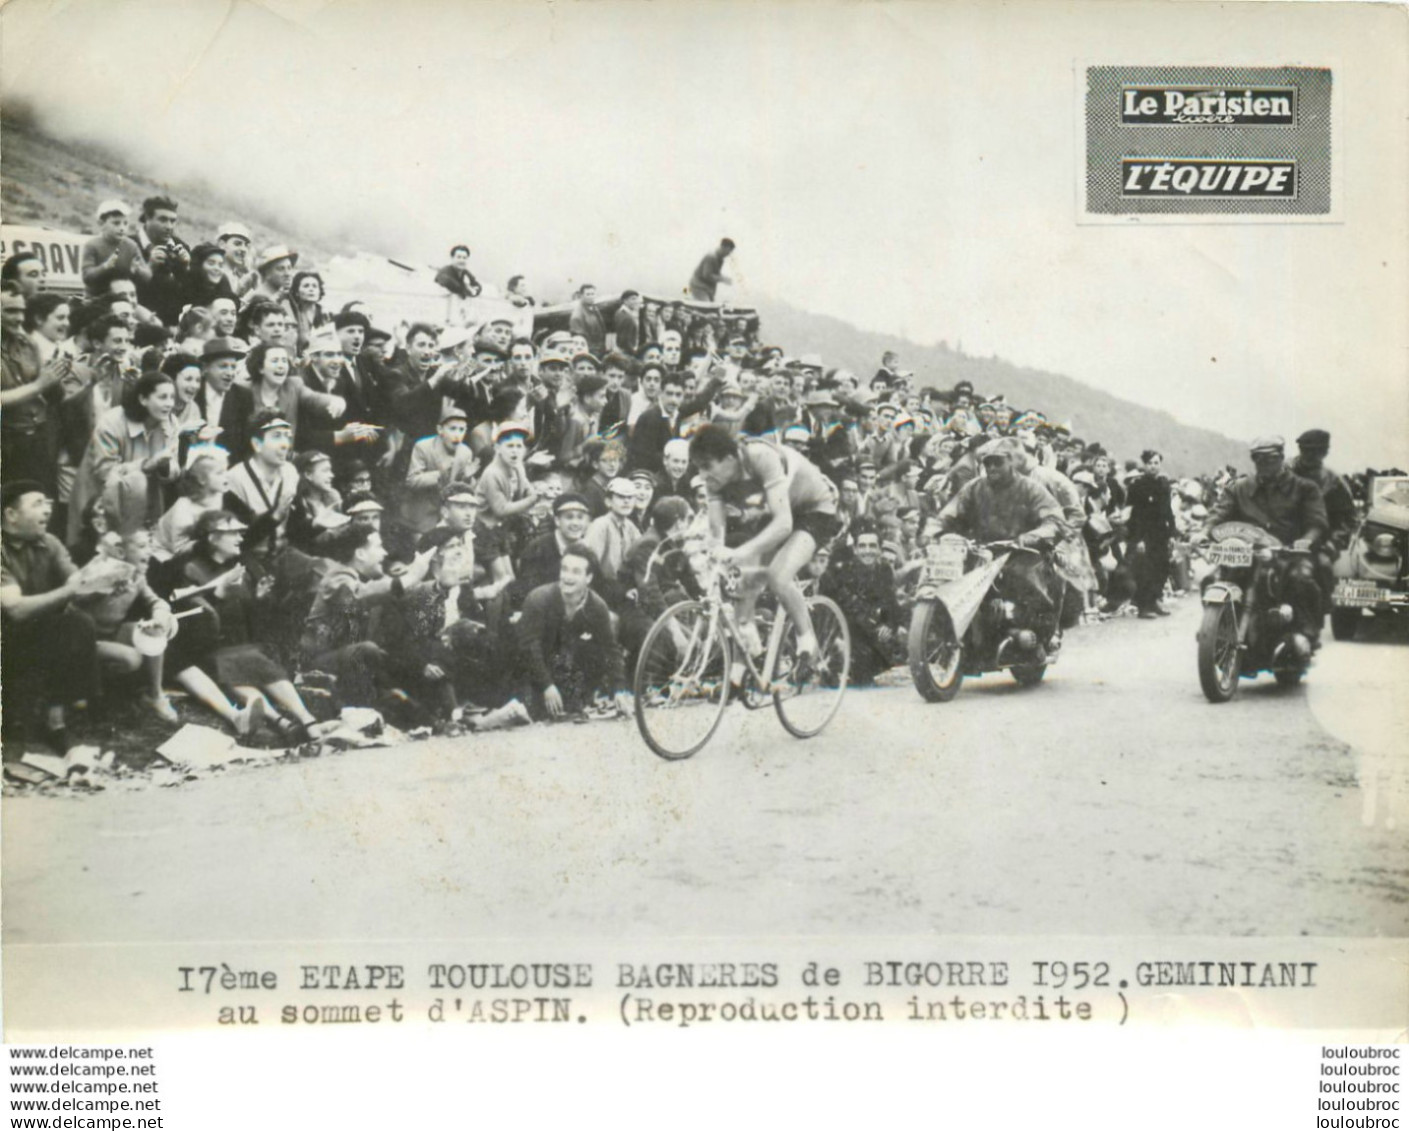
[688,424,842,669]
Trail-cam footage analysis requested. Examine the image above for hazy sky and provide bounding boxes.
[3,0,1405,464]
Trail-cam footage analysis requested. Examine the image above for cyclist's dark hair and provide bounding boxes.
[689,423,739,466]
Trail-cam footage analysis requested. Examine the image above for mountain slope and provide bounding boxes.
[2,110,1246,475]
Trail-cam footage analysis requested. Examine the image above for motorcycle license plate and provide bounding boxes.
[1334,580,1384,607]
[1205,541,1254,568]
[925,559,964,584]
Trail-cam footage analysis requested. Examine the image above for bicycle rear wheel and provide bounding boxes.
[633,600,732,760]
[773,594,850,738]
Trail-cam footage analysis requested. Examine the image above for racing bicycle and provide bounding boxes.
[632,555,851,760]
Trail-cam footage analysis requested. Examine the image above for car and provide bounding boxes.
[1330,474,1409,639]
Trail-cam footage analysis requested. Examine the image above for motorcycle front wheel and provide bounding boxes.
[908,599,963,703]
[1197,602,1241,703]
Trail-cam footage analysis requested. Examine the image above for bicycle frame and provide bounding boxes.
[699,561,791,694]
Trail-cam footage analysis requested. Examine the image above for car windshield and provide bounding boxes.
[1371,477,1409,511]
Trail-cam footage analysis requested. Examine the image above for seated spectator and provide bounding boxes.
[1,481,112,754]
[287,450,348,554]
[154,453,228,560]
[2,250,45,299]
[168,509,323,745]
[657,438,693,502]
[2,285,68,495]
[505,275,534,308]
[224,411,300,547]
[25,292,75,367]
[617,495,699,663]
[298,526,434,708]
[516,544,627,720]
[820,523,902,685]
[375,539,512,722]
[70,369,181,542]
[434,245,482,300]
[402,406,478,536]
[478,421,539,556]
[584,477,642,608]
[511,492,593,607]
[245,341,345,450]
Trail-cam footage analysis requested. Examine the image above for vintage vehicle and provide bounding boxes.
[1196,521,1315,702]
[908,534,1054,701]
[1330,474,1409,640]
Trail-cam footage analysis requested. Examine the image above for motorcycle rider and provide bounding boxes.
[1201,435,1329,648]
[1290,429,1357,618]
[936,437,1066,647]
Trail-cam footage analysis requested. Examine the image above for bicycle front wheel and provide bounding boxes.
[773,594,851,738]
[633,600,733,761]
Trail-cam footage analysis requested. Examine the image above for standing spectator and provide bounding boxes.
[612,290,644,355]
[516,544,627,720]
[2,251,45,298]
[132,195,191,325]
[2,285,68,493]
[558,374,608,484]
[244,246,298,314]
[479,421,539,555]
[287,271,328,354]
[688,238,735,302]
[81,201,150,298]
[183,243,237,311]
[245,341,345,451]
[1126,449,1177,618]
[216,222,258,299]
[568,284,607,355]
[628,370,685,473]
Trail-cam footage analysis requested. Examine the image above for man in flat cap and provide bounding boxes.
[1291,428,1357,621]
[1204,435,1329,645]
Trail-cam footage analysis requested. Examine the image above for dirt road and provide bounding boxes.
[4,598,1406,944]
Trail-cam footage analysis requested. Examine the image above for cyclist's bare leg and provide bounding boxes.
[766,529,819,656]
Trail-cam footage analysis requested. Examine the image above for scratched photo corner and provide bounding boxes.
[0,0,1405,1042]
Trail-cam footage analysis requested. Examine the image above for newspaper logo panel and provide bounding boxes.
[1084,66,1332,219]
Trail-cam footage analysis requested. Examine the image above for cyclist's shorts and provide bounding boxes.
[793,509,843,546]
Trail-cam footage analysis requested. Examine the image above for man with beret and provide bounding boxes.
[510,491,601,609]
[1,481,112,758]
[1204,435,1329,644]
[1125,449,1178,618]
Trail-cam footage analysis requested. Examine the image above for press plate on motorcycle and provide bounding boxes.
[1205,539,1254,568]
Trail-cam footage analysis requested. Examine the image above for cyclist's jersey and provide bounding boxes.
[709,440,838,518]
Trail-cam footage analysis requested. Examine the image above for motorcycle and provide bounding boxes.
[908,534,1055,702]
[1196,521,1315,703]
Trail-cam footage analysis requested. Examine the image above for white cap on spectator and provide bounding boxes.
[437,326,474,353]
[96,199,130,220]
[607,478,636,498]
[305,325,341,355]
[256,245,299,271]
[217,221,252,242]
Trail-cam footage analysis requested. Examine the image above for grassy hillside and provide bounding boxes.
[2,109,1245,475]
[757,300,1249,475]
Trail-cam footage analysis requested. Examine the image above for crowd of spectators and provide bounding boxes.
[0,197,1356,762]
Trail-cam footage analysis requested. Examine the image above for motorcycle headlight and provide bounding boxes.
[1273,604,1294,624]
[1368,533,1399,559]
